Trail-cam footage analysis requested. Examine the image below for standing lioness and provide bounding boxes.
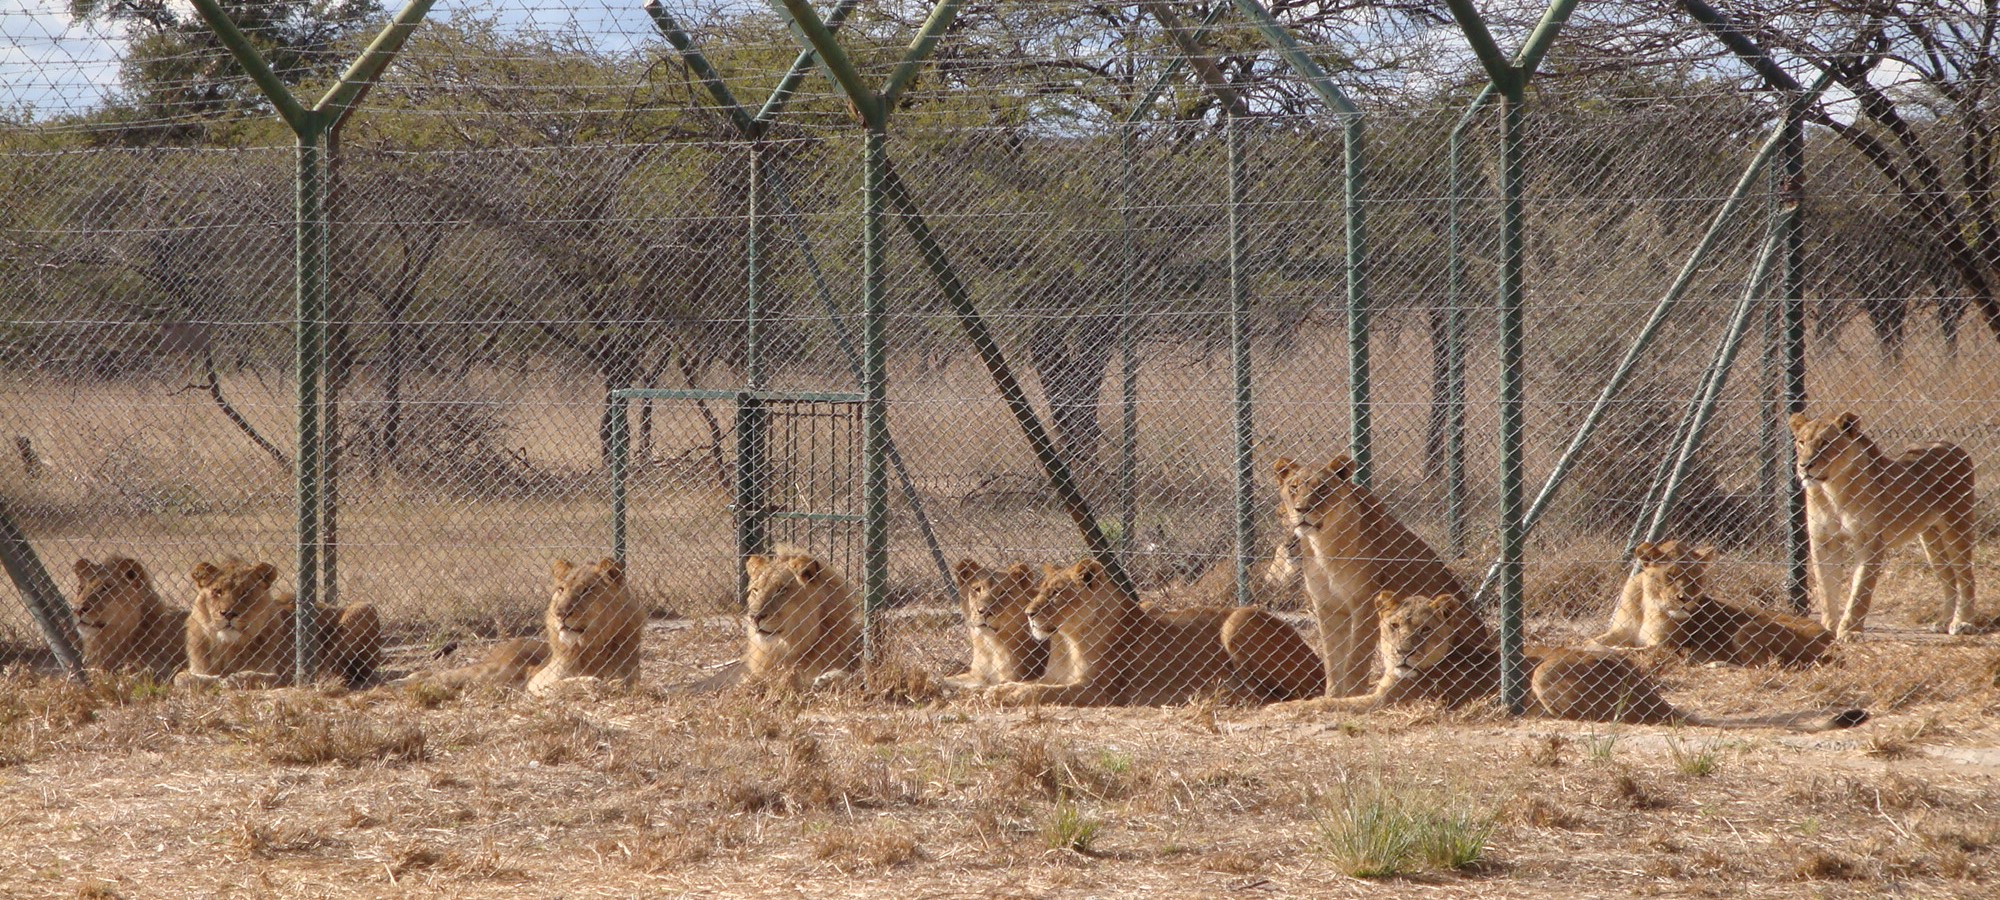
[183,559,381,689]
[1790,411,1977,637]
[1274,455,1466,697]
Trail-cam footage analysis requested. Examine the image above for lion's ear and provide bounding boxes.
[788,555,823,583]
[744,555,770,577]
[1835,411,1860,432]
[115,558,145,585]
[73,558,95,579]
[1324,455,1356,482]
[190,562,220,588]
[1434,593,1458,606]
[1633,542,1660,564]
[250,562,277,589]
[953,558,982,587]
[595,558,625,584]
[1788,411,1811,435]
[1693,544,1718,564]
[1273,456,1298,480]
[1073,557,1105,587]
[550,559,575,583]
[1373,591,1403,612]
[1004,563,1034,580]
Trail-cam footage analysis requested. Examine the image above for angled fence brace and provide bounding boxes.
[644,0,957,600]
[772,0,1140,601]
[0,497,84,682]
[1442,0,1580,714]
[188,0,436,682]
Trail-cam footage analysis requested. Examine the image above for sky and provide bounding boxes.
[0,0,670,116]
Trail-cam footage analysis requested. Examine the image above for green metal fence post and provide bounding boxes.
[1444,90,1490,557]
[1118,125,1138,554]
[611,394,629,564]
[1779,114,1810,615]
[0,497,85,682]
[862,127,889,656]
[737,142,770,600]
[1227,113,1256,605]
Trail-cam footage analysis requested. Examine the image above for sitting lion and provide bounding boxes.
[71,556,187,678]
[429,558,643,696]
[1284,592,1865,731]
[942,559,1050,689]
[182,559,381,689]
[1791,411,1978,637]
[1631,540,1832,667]
[986,558,1323,707]
[1273,455,1468,698]
[743,551,864,690]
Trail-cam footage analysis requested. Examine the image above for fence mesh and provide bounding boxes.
[1,1,1994,715]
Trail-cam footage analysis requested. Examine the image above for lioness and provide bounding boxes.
[744,551,863,689]
[71,556,187,678]
[183,559,381,689]
[1632,540,1832,667]
[1791,411,1978,637]
[986,558,1323,707]
[426,557,641,695]
[1274,455,1466,697]
[942,559,1050,689]
[1285,592,1865,731]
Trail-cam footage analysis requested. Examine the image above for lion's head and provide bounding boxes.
[190,559,284,646]
[546,558,630,650]
[1272,455,1367,542]
[1374,592,1482,678]
[1789,411,1864,484]
[1024,558,1123,642]
[1633,539,1716,624]
[744,552,849,643]
[954,559,1037,641]
[72,556,158,640]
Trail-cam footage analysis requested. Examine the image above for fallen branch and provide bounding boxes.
[177,351,292,470]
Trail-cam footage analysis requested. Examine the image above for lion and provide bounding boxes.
[1629,540,1832,666]
[71,556,186,678]
[942,559,1050,689]
[424,557,641,695]
[743,551,864,690]
[1791,411,1978,637]
[1273,455,1467,697]
[1282,592,1865,731]
[985,557,1323,707]
[182,559,381,689]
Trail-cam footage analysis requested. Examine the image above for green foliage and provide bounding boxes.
[1316,778,1496,878]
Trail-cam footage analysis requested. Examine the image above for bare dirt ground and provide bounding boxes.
[2,607,1997,900]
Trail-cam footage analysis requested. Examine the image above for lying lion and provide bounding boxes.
[1280,591,1865,731]
[180,559,381,689]
[429,558,643,696]
[71,556,187,679]
[942,559,1051,689]
[1634,540,1831,667]
[986,557,1323,707]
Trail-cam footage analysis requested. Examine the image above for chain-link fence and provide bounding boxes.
[2,1,1995,716]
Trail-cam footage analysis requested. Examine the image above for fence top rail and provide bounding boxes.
[609,388,865,404]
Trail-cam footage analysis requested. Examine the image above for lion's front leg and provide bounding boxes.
[1806,500,1850,631]
[1313,599,1374,697]
[1593,566,1649,647]
[987,675,1114,707]
[1835,536,1884,640]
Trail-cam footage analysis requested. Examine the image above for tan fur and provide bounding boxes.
[429,638,552,691]
[182,559,381,689]
[1634,540,1832,667]
[1791,411,1978,637]
[986,558,1322,707]
[1273,455,1466,697]
[523,558,645,696]
[1281,592,1865,732]
[71,557,187,679]
[743,551,863,689]
[942,559,1050,689]
[1591,565,1665,649]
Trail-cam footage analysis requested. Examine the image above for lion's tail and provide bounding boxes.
[1679,708,1870,732]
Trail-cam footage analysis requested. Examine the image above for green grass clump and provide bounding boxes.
[1317,780,1495,877]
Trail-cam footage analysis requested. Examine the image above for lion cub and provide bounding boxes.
[942,559,1050,689]
[429,558,643,696]
[986,557,1323,707]
[71,556,187,678]
[182,559,381,689]
[1635,540,1832,667]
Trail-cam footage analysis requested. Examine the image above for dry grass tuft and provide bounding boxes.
[1864,718,1934,760]
[813,825,922,871]
[1791,849,1861,881]
[72,879,122,899]
[258,717,428,767]
[232,818,333,858]
[1523,734,1566,769]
